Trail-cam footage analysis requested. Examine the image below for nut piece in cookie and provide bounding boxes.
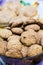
[6,48,22,58]
[7,40,22,50]
[21,45,28,57]
[11,28,23,34]
[28,44,42,56]
[21,29,37,46]
[0,29,12,39]
[25,24,40,31]
[0,41,7,55]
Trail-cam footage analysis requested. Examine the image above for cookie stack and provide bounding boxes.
[0,2,43,58]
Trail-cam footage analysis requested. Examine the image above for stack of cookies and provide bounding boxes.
[0,2,43,58]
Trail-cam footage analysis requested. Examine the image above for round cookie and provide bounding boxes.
[0,29,12,39]
[28,44,42,56]
[25,24,40,31]
[6,48,22,58]
[7,40,22,50]
[21,29,37,46]
[11,28,23,34]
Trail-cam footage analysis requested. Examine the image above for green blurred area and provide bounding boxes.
[20,0,31,6]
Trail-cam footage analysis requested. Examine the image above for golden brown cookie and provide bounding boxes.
[7,40,22,50]
[28,44,42,56]
[11,28,23,34]
[25,24,40,31]
[0,29,12,39]
[5,48,22,58]
[21,29,37,46]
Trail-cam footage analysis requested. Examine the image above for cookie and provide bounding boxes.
[6,48,22,58]
[21,29,37,46]
[25,24,40,31]
[0,29,12,39]
[28,44,42,56]
[7,40,22,50]
[11,28,23,34]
